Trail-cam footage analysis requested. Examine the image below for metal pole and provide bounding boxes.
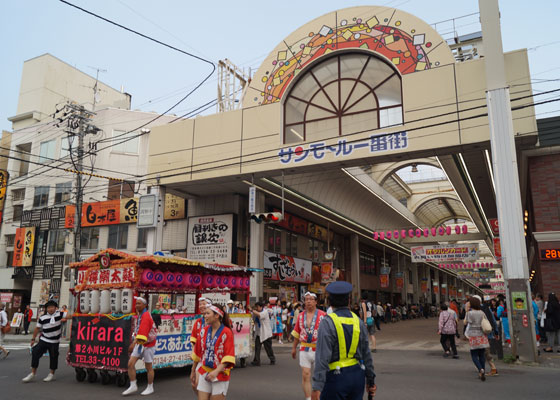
[479,0,537,362]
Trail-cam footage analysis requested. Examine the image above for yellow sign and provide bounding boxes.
[0,169,8,225]
[164,194,185,220]
[13,227,35,267]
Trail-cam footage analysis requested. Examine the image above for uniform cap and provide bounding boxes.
[326,281,353,295]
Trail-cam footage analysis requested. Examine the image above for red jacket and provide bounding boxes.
[135,311,156,348]
[192,324,235,381]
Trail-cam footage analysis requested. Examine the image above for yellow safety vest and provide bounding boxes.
[328,313,360,370]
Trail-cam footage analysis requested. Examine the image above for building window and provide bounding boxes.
[47,230,67,254]
[108,225,128,249]
[5,234,15,247]
[12,188,25,202]
[359,252,376,275]
[6,251,14,266]
[111,130,139,154]
[283,52,403,144]
[137,228,148,250]
[60,136,73,159]
[13,204,24,222]
[39,140,56,163]
[33,186,49,207]
[107,180,135,200]
[80,227,100,251]
[55,182,72,204]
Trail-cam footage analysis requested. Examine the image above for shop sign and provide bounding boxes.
[68,316,131,370]
[164,193,186,220]
[0,169,8,226]
[320,262,335,283]
[187,214,233,263]
[76,266,136,290]
[380,274,390,288]
[410,243,479,263]
[13,227,35,267]
[0,293,13,303]
[276,210,308,235]
[307,222,329,242]
[151,315,194,369]
[488,218,499,235]
[263,251,311,283]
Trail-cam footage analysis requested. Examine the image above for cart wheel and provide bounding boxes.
[240,358,246,368]
[87,369,98,383]
[100,371,111,385]
[116,372,129,387]
[75,368,86,382]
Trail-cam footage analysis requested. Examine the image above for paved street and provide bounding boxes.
[1,318,558,399]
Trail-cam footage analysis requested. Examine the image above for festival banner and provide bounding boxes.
[230,314,252,359]
[13,227,35,267]
[432,281,439,294]
[493,238,502,264]
[410,243,479,262]
[187,214,233,263]
[441,287,447,296]
[420,278,428,293]
[380,274,390,288]
[68,315,132,371]
[264,251,311,283]
[0,169,8,226]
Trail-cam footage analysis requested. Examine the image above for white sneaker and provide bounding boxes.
[141,385,154,396]
[22,373,35,383]
[122,384,138,396]
[43,373,55,382]
[279,340,283,344]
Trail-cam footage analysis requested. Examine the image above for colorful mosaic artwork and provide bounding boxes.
[254,14,440,106]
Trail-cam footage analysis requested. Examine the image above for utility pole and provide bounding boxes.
[479,0,537,362]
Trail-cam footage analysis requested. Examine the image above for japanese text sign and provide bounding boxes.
[264,251,311,283]
[187,214,233,263]
[13,227,35,267]
[0,169,8,226]
[76,266,136,291]
[411,243,479,263]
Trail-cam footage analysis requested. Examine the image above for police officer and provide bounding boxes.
[311,281,376,400]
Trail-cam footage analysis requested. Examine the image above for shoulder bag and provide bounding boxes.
[481,314,492,335]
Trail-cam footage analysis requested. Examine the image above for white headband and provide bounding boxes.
[208,305,224,317]
[304,292,317,299]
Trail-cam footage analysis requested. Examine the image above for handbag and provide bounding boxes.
[366,317,374,326]
[481,315,492,334]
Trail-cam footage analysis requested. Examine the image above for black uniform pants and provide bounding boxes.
[321,363,366,400]
[23,320,30,334]
[254,336,275,363]
[31,340,59,371]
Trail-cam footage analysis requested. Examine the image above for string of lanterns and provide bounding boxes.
[373,224,469,240]
[438,262,495,269]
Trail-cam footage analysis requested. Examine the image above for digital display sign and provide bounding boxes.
[540,249,560,260]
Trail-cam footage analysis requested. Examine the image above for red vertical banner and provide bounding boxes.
[396,277,404,290]
[380,275,390,288]
[421,279,428,293]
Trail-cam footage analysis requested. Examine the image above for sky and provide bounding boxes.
[1,0,559,134]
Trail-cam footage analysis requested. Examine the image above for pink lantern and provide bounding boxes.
[431,227,437,236]
[438,226,445,236]
[215,275,222,288]
[408,229,414,237]
[423,228,429,237]
[380,232,385,240]
[243,277,251,289]
[455,225,461,234]
[141,269,154,286]
[401,229,406,238]
[190,273,202,288]
[462,224,468,234]
[153,270,165,287]
[393,230,399,239]
[174,272,184,288]
[238,276,246,289]
[386,231,392,239]
[183,273,192,288]
[373,232,379,240]
[415,229,422,238]
[230,276,238,288]
[203,274,215,289]
[221,275,230,288]
[164,271,175,288]
[446,226,452,235]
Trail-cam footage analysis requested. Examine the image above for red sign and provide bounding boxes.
[380,275,390,288]
[66,200,121,228]
[493,238,502,264]
[441,287,447,296]
[421,279,428,293]
[488,218,499,235]
[276,210,308,235]
[395,277,404,290]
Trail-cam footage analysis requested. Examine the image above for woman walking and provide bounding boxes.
[543,293,560,353]
[191,304,236,400]
[464,296,489,381]
[438,304,458,358]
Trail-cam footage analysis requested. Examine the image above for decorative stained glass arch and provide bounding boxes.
[283,52,403,144]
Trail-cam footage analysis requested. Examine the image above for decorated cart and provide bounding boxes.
[66,249,253,386]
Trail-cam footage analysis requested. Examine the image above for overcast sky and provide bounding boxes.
[1,0,559,134]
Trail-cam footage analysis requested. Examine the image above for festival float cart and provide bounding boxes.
[66,249,253,386]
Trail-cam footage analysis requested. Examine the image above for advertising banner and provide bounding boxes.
[229,314,252,358]
[493,238,502,264]
[264,251,311,283]
[380,274,390,288]
[320,262,335,284]
[13,227,35,267]
[395,277,404,290]
[0,293,12,303]
[150,315,194,369]
[187,214,233,263]
[410,243,479,263]
[68,315,132,371]
[420,279,428,293]
[0,169,8,226]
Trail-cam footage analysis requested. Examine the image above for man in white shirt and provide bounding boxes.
[0,302,10,359]
[250,302,276,366]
